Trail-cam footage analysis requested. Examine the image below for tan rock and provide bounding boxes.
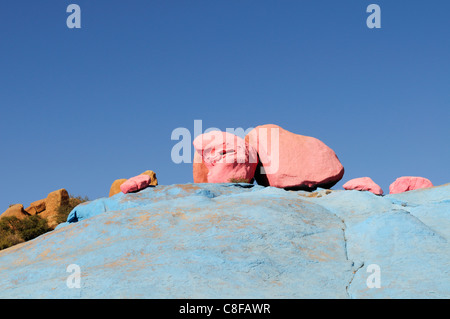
[25,199,46,215]
[140,170,158,186]
[193,151,209,183]
[43,189,69,228]
[109,179,128,197]
[39,210,58,228]
[46,189,69,212]
[1,204,30,220]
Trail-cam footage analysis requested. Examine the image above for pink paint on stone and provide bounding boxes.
[245,124,344,189]
[389,176,433,194]
[193,131,258,183]
[343,177,383,195]
[120,174,151,194]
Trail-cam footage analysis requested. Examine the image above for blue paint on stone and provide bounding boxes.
[0,183,448,298]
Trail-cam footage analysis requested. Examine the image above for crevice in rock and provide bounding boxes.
[333,213,362,299]
[225,183,255,189]
[304,200,359,298]
[341,223,349,261]
[346,261,364,298]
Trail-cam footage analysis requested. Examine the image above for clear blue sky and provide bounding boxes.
[1,0,449,211]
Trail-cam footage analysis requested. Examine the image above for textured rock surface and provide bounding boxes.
[0,183,448,298]
[109,179,128,197]
[193,151,209,183]
[25,199,46,215]
[193,131,258,183]
[0,204,29,220]
[45,189,69,214]
[140,170,158,186]
[343,177,383,195]
[389,176,433,194]
[245,124,344,189]
[42,189,69,228]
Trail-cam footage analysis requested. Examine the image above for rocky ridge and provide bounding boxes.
[0,182,448,298]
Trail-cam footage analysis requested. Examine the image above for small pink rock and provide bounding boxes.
[193,131,258,183]
[120,174,151,194]
[343,177,383,195]
[389,176,433,194]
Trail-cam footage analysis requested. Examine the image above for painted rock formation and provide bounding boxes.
[110,171,158,197]
[109,179,128,197]
[389,176,433,194]
[120,174,151,194]
[245,124,344,189]
[0,183,448,298]
[140,170,158,186]
[343,177,383,195]
[193,131,258,183]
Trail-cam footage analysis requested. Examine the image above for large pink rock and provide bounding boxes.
[389,176,433,194]
[120,174,151,194]
[193,131,258,183]
[245,124,344,189]
[343,177,383,195]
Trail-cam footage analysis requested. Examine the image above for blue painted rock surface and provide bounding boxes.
[0,183,448,298]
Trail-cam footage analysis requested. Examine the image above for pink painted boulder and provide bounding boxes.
[343,177,383,195]
[389,176,433,194]
[120,174,151,194]
[193,131,258,183]
[245,124,344,189]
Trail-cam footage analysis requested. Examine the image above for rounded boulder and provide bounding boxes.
[245,124,344,189]
[343,177,383,195]
[109,179,128,197]
[120,175,151,194]
[389,176,433,194]
[193,131,258,183]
